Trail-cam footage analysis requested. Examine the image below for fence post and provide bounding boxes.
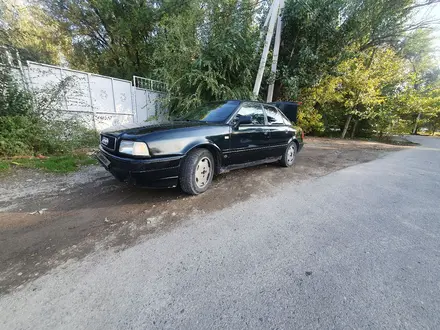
[15,50,29,91]
[59,67,69,112]
[130,80,135,123]
[87,73,97,131]
[110,77,117,113]
[26,61,34,92]
[133,76,139,123]
[25,61,38,113]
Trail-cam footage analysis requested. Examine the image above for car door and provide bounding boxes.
[225,103,271,166]
[263,105,292,157]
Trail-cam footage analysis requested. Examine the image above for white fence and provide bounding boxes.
[6,60,168,131]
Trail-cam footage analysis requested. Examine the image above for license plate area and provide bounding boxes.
[97,152,111,167]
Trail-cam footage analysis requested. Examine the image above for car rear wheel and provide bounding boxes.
[180,148,215,195]
[280,142,297,167]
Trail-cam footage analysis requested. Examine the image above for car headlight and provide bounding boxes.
[119,140,150,156]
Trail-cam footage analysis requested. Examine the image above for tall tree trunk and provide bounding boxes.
[412,112,421,135]
[341,114,352,139]
[351,119,358,139]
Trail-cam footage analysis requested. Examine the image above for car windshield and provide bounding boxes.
[174,101,240,123]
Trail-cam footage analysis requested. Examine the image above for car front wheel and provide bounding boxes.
[280,142,297,167]
[180,148,215,195]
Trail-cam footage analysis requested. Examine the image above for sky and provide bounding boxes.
[413,2,440,59]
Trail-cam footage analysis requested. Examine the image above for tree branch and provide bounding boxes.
[404,0,440,12]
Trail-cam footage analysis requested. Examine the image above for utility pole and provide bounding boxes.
[266,0,285,102]
[255,2,274,54]
[253,0,281,98]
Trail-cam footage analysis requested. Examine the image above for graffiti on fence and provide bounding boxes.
[17,61,168,131]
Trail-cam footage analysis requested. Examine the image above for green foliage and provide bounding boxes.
[153,0,258,113]
[277,0,419,100]
[0,160,9,172]
[0,2,72,64]
[44,0,193,78]
[297,103,325,134]
[0,115,98,157]
[0,68,33,116]
[3,0,440,138]
[11,154,97,173]
[0,70,98,157]
[279,0,347,97]
[1,154,97,173]
[0,116,42,156]
[41,0,260,114]
[298,40,439,137]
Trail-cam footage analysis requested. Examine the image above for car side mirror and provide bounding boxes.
[234,115,252,127]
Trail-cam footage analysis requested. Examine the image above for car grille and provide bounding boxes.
[100,134,116,151]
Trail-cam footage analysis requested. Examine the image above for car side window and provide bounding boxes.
[236,104,265,125]
[264,105,285,125]
[280,112,292,125]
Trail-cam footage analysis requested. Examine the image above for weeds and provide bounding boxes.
[0,161,9,172]
[0,67,99,161]
[1,154,97,173]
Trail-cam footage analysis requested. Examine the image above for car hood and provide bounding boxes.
[102,121,215,137]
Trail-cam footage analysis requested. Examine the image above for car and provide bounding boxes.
[96,100,304,195]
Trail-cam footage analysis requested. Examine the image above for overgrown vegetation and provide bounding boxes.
[0,154,97,173]
[0,67,98,170]
[1,0,440,140]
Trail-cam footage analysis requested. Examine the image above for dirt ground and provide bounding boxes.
[0,137,411,293]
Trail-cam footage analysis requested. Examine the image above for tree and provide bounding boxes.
[275,0,440,101]
[0,1,72,65]
[298,47,406,137]
[44,0,195,78]
[3,0,439,133]
[397,29,440,134]
[153,0,260,113]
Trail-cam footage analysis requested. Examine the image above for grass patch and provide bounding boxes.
[2,154,98,173]
[0,160,10,172]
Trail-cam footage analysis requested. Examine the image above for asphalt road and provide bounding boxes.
[1,136,439,329]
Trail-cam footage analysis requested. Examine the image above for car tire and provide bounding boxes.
[280,142,297,167]
[180,148,215,195]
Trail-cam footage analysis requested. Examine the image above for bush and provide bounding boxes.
[0,116,43,156]
[0,115,98,157]
[297,106,325,135]
[0,68,98,157]
[0,68,33,117]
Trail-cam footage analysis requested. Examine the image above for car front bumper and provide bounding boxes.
[96,146,182,188]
